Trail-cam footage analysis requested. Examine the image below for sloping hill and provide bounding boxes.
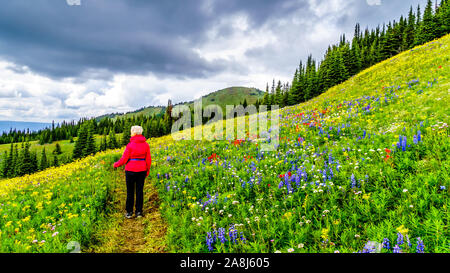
[0,35,448,253]
[149,35,450,253]
[97,86,264,121]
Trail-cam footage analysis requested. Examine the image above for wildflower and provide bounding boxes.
[397,233,404,245]
[350,174,357,188]
[287,248,295,253]
[298,243,304,249]
[52,232,59,237]
[382,238,391,250]
[416,237,425,253]
[393,245,401,253]
[206,232,214,251]
[406,234,411,247]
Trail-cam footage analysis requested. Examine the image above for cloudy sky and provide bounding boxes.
[0,0,427,122]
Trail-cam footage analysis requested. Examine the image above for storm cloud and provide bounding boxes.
[0,0,428,122]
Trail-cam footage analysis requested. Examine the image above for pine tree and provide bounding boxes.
[53,143,62,155]
[39,147,48,171]
[122,121,131,146]
[53,154,59,167]
[108,128,118,149]
[30,151,38,173]
[403,6,417,50]
[416,0,436,45]
[1,151,8,178]
[5,143,14,177]
[18,142,33,176]
[438,0,450,34]
[84,122,96,156]
[9,144,18,177]
[73,124,87,160]
[274,81,282,105]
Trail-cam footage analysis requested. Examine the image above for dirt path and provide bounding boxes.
[89,170,167,253]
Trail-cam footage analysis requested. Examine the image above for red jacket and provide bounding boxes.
[114,135,151,176]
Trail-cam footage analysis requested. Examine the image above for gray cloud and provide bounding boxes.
[0,0,430,122]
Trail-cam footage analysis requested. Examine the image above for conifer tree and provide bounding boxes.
[39,147,48,171]
[1,151,8,178]
[53,154,59,167]
[122,121,131,146]
[84,122,96,156]
[108,128,118,149]
[72,124,87,160]
[416,0,436,45]
[53,143,62,155]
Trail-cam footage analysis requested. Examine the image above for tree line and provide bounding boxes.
[256,0,450,108]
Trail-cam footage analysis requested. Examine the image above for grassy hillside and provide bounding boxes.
[183,87,264,109]
[97,87,264,121]
[148,36,450,253]
[0,35,449,253]
[0,134,122,164]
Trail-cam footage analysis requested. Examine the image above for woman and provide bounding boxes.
[113,126,151,219]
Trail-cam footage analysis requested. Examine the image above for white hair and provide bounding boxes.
[131,125,143,136]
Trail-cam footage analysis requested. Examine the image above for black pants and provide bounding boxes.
[125,171,146,214]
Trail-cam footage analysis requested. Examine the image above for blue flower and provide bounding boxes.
[382,238,391,250]
[396,232,404,245]
[350,174,357,189]
[416,237,425,253]
[206,232,214,251]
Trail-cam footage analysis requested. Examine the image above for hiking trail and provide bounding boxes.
[89,169,167,253]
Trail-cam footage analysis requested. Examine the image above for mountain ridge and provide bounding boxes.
[96,86,265,121]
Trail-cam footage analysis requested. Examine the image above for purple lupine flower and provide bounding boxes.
[240,232,246,244]
[229,225,238,244]
[382,238,391,250]
[218,228,227,244]
[401,136,407,151]
[350,174,357,189]
[393,245,402,253]
[397,233,404,245]
[416,237,425,253]
[206,232,214,251]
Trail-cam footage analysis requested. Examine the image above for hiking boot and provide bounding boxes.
[125,212,133,219]
[135,212,144,218]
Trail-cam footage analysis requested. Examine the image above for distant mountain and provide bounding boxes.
[96,86,265,121]
[183,86,264,109]
[0,121,52,134]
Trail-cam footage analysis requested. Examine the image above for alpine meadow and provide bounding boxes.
[0,0,449,256]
